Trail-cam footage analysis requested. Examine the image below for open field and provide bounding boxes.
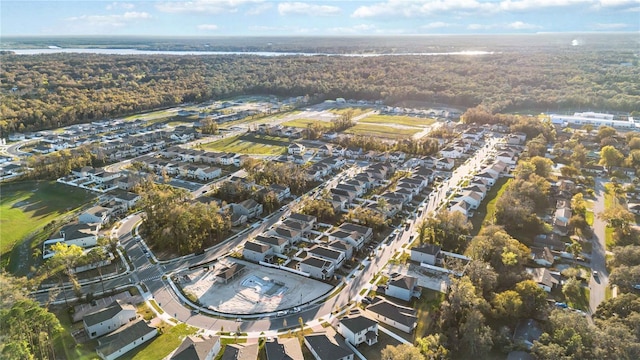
[281,118,334,129]
[220,110,302,129]
[359,114,436,127]
[329,107,370,117]
[200,134,290,155]
[344,123,420,139]
[0,181,95,266]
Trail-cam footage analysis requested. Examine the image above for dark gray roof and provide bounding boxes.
[59,223,98,240]
[367,297,417,328]
[84,300,134,327]
[309,245,343,261]
[304,334,353,360]
[221,343,259,360]
[388,275,417,290]
[265,338,303,360]
[171,336,220,360]
[244,241,271,253]
[340,315,378,333]
[300,256,331,269]
[216,263,246,281]
[96,320,156,357]
[339,223,371,236]
[289,213,317,223]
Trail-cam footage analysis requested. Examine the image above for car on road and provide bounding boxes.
[593,270,599,278]
[362,297,373,305]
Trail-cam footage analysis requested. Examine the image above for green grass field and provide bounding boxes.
[281,118,333,129]
[200,134,289,155]
[53,308,100,360]
[344,123,420,139]
[329,107,369,117]
[470,177,512,236]
[123,323,197,360]
[0,181,95,266]
[359,114,436,127]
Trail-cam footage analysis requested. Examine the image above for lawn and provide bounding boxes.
[200,134,289,155]
[411,289,444,341]
[0,181,95,268]
[281,118,334,129]
[358,331,401,360]
[123,322,197,360]
[359,114,436,127]
[53,308,100,360]
[344,123,420,139]
[470,177,511,236]
[605,226,615,249]
[566,286,590,312]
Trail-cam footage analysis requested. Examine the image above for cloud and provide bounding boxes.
[278,2,341,16]
[420,21,452,29]
[156,0,264,14]
[507,21,541,29]
[66,12,151,28]
[352,0,495,18]
[197,24,219,31]
[246,3,272,15]
[106,2,135,10]
[592,22,631,29]
[498,0,590,11]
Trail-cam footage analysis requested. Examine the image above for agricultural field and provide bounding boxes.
[281,118,333,129]
[200,134,290,155]
[0,181,95,267]
[359,114,436,127]
[344,123,420,139]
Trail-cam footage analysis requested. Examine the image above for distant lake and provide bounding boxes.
[4,48,495,57]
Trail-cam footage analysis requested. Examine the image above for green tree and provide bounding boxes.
[382,344,425,360]
[530,156,553,178]
[416,334,449,360]
[600,145,624,172]
[515,279,548,318]
[492,290,523,321]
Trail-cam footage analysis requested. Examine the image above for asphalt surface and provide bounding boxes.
[589,177,609,313]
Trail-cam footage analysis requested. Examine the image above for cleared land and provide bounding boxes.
[183,259,332,314]
[200,134,290,155]
[0,181,95,265]
[344,123,420,139]
[281,118,334,129]
[329,107,370,117]
[359,114,436,127]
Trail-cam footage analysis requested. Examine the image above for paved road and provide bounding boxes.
[589,177,609,313]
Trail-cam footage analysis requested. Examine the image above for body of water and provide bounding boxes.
[4,48,495,57]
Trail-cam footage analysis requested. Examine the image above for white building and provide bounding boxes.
[550,112,636,129]
[96,320,157,360]
[84,300,137,339]
[338,316,378,347]
[386,275,420,302]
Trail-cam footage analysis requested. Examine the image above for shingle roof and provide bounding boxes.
[84,300,135,327]
[221,343,259,360]
[244,241,271,253]
[264,338,303,360]
[388,275,417,290]
[96,320,156,357]
[304,334,353,360]
[171,336,220,360]
[340,315,378,334]
[411,244,441,256]
[367,297,417,328]
[308,245,343,261]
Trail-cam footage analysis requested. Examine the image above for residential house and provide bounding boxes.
[170,336,221,360]
[339,223,373,243]
[254,235,289,254]
[323,132,338,141]
[628,203,640,215]
[474,171,498,186]
[304,334,354,360]
[531,247,555,267]
[533,234,567,251]
[553,207,572,236]
[308,245,346,269]
[435,158,455,171]
[527,267,560,292]
[95,320,157,360]
[366,297,417,334]
[386,275,420,301]
[338,316,378,347]
[79,205,112,225]
[243,241,274,263]
[268,184,291,202]
[83,300,137,339]
[329,230,364,250]
[289,213,317,230]
[44,223,100,259]
[328,240,353,260]
[270,226,302,244]
[232,199,263,219]
[410,244,442,266]
[439,147,462,159]
[264,338,304,360]
[298,257,335,280]
[215,263,246,284]
[220,343,259,360]
[288,143,305,155]
[109,190,140,211]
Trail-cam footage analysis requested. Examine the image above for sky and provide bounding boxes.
[1,0,639,36]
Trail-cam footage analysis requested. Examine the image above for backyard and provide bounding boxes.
[470,177,511,236]
[200,134,290,155]
[124,322,197,360]
[0,181,95,269]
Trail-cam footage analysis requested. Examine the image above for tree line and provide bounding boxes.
[2,50,638,135]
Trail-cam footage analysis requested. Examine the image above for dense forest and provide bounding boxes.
[1,45,638,135]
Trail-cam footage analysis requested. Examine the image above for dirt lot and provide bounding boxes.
[182,259,332,314]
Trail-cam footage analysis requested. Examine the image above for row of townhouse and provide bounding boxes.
[305,156,347,181]
[136,156,222,181]
[316,143,406,163]
[242,213,317,262]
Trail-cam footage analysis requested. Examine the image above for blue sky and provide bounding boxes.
[1,0,639,36]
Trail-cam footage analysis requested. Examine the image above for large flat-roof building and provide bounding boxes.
[550,112,636,129]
